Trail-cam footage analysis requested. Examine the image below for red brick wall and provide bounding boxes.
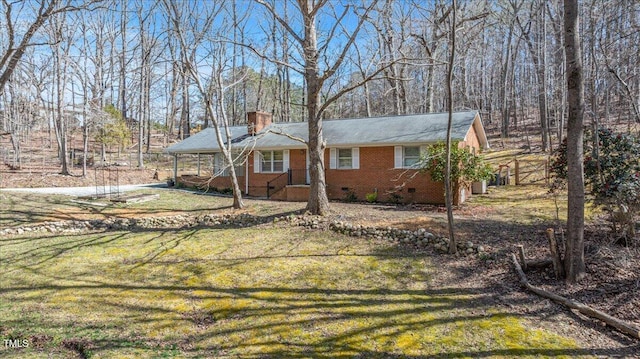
[205,175,245,191]
[247,111,272,135]
[246,145,472,204]
[459,114,485,153]
[246,149,307,197]
[324,146,449,204]
[187,120,484,204]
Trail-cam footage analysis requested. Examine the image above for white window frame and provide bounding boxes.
[403,146,421,168]
[394,145,427,169]
[329,148,359,170]
[254,150,289,173]
[337,148,353,169]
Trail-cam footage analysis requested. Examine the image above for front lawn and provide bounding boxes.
[1,222,582,358]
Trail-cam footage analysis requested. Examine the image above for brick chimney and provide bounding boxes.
[247,111,272,135]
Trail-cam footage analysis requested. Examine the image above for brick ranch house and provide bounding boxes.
[164,111,489,205]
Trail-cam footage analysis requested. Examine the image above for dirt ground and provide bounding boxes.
[1,166,639,355]
[0,166,159,188]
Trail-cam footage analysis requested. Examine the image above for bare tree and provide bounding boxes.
[161,9,180,137]
[256,0,386,215]
[372,0,411,115]
[444,0,457,254]
[563,0,586,283]
[48,11,76,175]
[412,2,450,114]
[0,0,101,94]
[516,0,551,151]
[133,0,160,169]
[163,0,245,209]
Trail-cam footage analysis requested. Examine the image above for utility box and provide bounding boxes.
[472,180,487,194]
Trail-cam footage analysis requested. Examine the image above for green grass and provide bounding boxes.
[0,190,239,228]
[466,184,599,225]
[1,224,584,358]
[0,192,82,227]
[467,184,566,224]
[0,189,306,229]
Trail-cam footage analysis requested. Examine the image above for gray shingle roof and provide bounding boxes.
[165,111,488,154]
[164,126,249,154]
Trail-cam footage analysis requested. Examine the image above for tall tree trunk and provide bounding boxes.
[426,62,435,112]
[500,25,513,140]
[81,21,89,177]
[137,25,145,169]
[180,62,190,139]
[517,2,550,151]
[445,0,457,255]
[119,1,128,140]
[302,1,330,216]
[563,0,586,283]
[145,70,152,153]
[52,16,70,175]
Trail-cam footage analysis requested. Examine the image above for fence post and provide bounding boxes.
[545,157,550,185]
[515,159,520,185]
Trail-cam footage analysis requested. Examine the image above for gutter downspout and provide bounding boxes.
[197,153,201,176]
[173,154,178,183]
[245,153,249,195]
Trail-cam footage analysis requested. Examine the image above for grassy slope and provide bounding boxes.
[0,189,306,228]
[1,221,582,358]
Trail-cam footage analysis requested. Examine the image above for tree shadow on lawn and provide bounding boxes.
[3,228,638,358]
[0,191,240,227]
[0,232,130,270]
[2,219,638,356]
[2,280,637,358]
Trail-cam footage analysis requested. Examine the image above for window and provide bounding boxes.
[213,152,245,177]
[394,145,425,169]
[338,149,353,169]
[329,148,359,169]
[260,150,284,173]
[403,146,421,167]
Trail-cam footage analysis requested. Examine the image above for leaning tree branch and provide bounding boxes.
[254,0,303,45]
[606,66,640,124]
[228,40,304,76]
[511,253,640,339]
[265,128,307,146]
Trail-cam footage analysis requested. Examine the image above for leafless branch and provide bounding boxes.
[265,128,307,145]
[255,0,303,45]
[321,1,378,83]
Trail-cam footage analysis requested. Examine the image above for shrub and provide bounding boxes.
[344,190,358,203]
[365,192,378,203]
[551,128,640,242]
[389,192,403,204]
[220,187,234,195]
[420,142,494,186]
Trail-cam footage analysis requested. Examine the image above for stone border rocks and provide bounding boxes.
[2,213,488,257]
[272,214,489,257]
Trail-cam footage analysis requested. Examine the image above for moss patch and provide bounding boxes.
[0,226,585,358]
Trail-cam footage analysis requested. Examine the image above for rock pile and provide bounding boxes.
[1,213,488,257]
[273,214,488,256]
